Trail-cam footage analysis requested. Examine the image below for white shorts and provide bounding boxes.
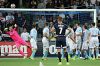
[66,37,76,51]
[76,38,82,49]
[30,38,37,49]
[42,37,49,50]
[89,37,99,48]
[82,41,89,50]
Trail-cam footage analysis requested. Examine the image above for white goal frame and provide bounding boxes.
[0,8,97,25]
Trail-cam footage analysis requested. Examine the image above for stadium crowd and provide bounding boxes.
[0,0,100,9]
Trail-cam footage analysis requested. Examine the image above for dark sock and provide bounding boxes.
[65,52,69,62]
[58,52,61,62]
[94,50,96,58]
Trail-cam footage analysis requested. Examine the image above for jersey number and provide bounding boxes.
[59,27,63,34]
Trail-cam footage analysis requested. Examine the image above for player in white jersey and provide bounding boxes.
[81,25,89,59]
[66,25,76,60]
[75,23,82,58]
[21,28,30,41]
[42,22,49,60]
[89,23,100,59]
[30,23,37,60]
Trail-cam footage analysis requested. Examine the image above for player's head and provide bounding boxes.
[33,22,36,28]
[57,16,63,22]
[83,25,88,30]
[7,24,14,31]
[23,28,27,32]
[69,24,73,28]
[91,22,95,27]
[44,22,48,27]
[76,23,80,27]
[9,25,13,31]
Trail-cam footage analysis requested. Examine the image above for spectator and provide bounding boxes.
[0,0,5,8]
[31,0,38,8]
[16,13,25,34]
[98,11,100,23]
[0,12,5,32]
[21,28,30,41]
[97,0,100,6]
[54,0,61,8]
[43,0,48,4]
[10,3,16,8]
[6,13,14,25]
[60,4,65,9]
[46,0,54,8]
[90,0,96,8]
[37,2,46,9]
[38,16,46,37]
[0,29,2,41]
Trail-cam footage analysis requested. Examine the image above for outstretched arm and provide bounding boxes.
[14,24,18,31]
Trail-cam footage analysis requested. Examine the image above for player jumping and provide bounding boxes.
[51,16,70,65]
[4,24,31,59]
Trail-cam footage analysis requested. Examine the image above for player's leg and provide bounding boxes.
[56,40,62,65]
[15,42,26,58]
[30,38,37,59]
[42,38,49,60]
[61,48,64,59]
[96,46,99,59]
[62,40,69,65]
[66,37,70,59]
[71,48,76,60]
[42,47,49,60]
[95,39,99,59]
[31,48,37,60]
[76,40,81,58]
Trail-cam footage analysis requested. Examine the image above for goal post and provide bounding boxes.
[0,8,97,24]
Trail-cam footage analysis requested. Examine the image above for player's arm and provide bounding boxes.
[50,26,55,32]
[13,24,18,30]
[87,31,91,43]
[97,30,100,36]
[65,28,71,36]
[68,29,76,44]
[30,30,33,38]
[76,32,82,36]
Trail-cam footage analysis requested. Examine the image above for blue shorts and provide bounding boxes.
[56,36,66,49]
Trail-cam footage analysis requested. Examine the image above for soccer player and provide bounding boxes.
[88,23,100,59]
[66,25,77,60]
[30,23,37,60]
[42,22,49,60]
[51,16,70,65]
[75,23,82,58]
[81,25,89,59]
[4,24,30,58]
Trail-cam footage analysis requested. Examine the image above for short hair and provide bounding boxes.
[84,25,88,29]
[45,22,48,26]
[76,23,80,26]
[91,23,95,26]
[57,16,62,21]
[69,24,73,28]
[33,22,36,28]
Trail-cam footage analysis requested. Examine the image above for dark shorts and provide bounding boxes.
[56,36,66,49]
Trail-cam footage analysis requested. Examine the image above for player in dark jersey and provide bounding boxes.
[51,16,70,65]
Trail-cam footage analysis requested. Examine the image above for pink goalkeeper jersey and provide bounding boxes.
[6,28,23,42]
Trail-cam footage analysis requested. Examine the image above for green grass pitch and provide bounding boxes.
[0,58,100,66]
